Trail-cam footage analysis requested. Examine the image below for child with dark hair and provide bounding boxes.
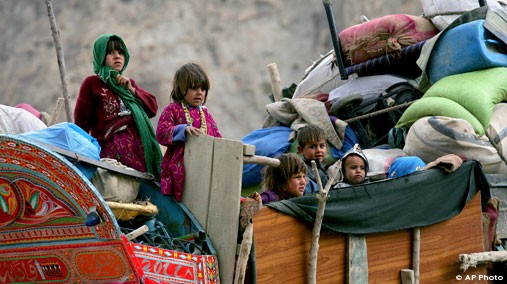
[297,124,329,192]
[74,34,162,178]
[337,143,369,187]
[156,62,222,201]
[261,153,307,204]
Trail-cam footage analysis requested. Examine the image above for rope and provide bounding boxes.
[345,100,416,123]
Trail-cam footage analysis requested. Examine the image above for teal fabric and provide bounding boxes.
[267,160,489,234]
[93,34,161,179]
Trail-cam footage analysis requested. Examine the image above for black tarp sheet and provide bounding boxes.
[267,160,490,234]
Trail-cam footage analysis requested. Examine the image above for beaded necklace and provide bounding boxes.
[182,102,207,134]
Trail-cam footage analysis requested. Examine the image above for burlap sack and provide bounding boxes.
[403,116,507,175]
[91,158,141,203]
[487,103,507,162]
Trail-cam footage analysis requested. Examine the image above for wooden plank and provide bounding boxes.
[243,144,256,156]
[206,137,243,284]
[400,269,415,284]
[40,142,154,180]
[347,234,368,284]
[182,135,214,229]
[419,193,487,283]
[253,191,485,283]
[254,207,347,284]
[366,229,412,282]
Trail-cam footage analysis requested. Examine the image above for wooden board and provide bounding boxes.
[183,136,243,284]
[40,142,154,180]
[253,193,486,283]
[183,135,214,227]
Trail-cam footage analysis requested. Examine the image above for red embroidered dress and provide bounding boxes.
[75,75,158,172]
[156,102,221,201]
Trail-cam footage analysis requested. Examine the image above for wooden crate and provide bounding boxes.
[254,193,486,283]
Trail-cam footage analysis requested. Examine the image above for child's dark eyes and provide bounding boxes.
[309,143,326,149]
[293,173,305,179]
[108,50,124,55]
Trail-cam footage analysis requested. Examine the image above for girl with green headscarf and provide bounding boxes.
[74,34,162,179]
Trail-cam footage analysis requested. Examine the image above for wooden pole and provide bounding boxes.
[45,0,73,122]
[125,225,149,241]
[459,251,507,271]
[267,63,283,101]
[243,155,280,167]
[49,97,64,126]
[233,222,254,284]
[347,234,368,283]
[413,227,420,284]
[307,160,337,284]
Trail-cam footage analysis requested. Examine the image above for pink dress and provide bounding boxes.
[156,102,221,201]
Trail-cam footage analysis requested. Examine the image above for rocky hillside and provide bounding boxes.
[0,0,421,139]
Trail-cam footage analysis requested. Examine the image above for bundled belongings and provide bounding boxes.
[396,67,507,137]
[91,158,142,203]
[420,0,507,31]
[241,126,293,188]
[292,50,348,99]
[403,116,507,175]
[329,76,423,148]
[487,103,507,163]
[342,40,428,79]
[293,12,440,98]
[427,19,507,84]
[15,122,101,179]
[338,14,439,66]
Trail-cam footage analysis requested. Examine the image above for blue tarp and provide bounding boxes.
[241,126,293,187]
[15,122,101,178]
[16,122,100,160]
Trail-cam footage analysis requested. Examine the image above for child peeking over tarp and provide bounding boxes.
[260,153,307,205]
[333,144,369,188]
[296,124,330,193]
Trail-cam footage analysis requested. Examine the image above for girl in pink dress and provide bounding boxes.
[156,63,222,201]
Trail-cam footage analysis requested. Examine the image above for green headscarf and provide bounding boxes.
[93,33,161,179]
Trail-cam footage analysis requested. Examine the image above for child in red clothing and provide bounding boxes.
[74,34,161,178]
[156,62,222,201]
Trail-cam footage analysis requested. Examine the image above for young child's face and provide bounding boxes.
[343,154,366,185]
[184,88,206,107]
[287,172,307,197]
[104,49,125,72]
[298,139,327,163]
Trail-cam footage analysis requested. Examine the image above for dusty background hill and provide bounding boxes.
[0,0,421,139]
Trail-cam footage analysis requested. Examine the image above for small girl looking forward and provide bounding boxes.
[337,144,369,187]
[261,153,308,205]
[156,62,222,201]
